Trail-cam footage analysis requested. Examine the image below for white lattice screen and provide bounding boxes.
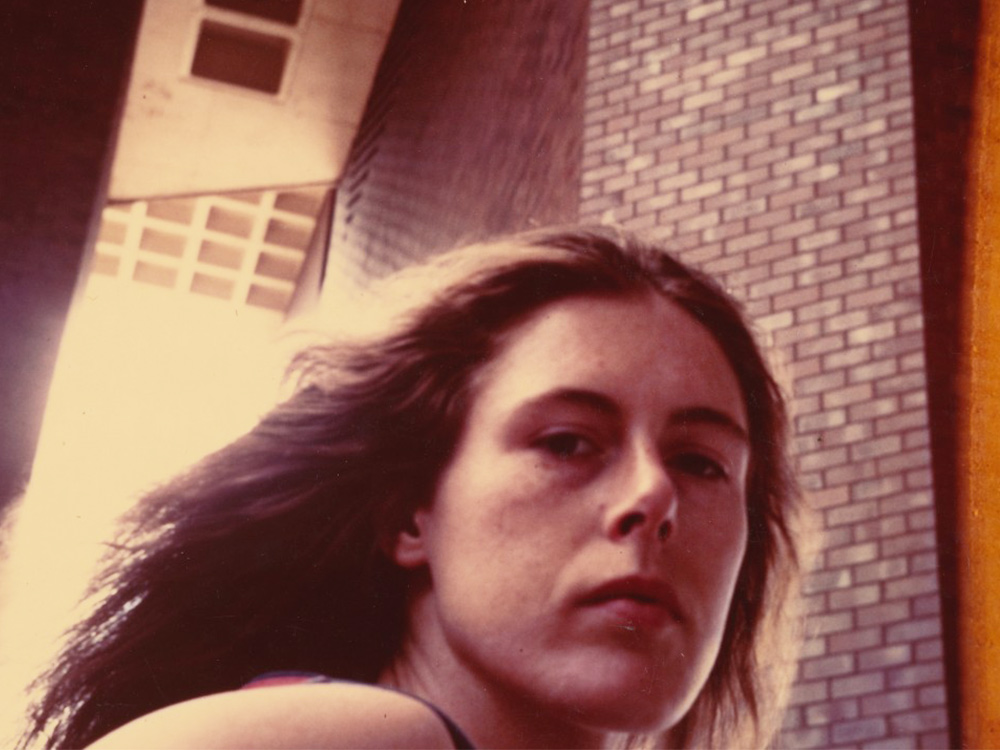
[92,186,328,313]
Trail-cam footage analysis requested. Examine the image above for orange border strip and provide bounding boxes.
[962,6,1000,747]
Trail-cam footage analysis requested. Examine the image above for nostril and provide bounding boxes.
[617,511,645,537]
[657,518,672,541]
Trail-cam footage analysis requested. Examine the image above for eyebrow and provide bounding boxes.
[515,389,749,444]
[668,407,749,445]
[519,388,623,418]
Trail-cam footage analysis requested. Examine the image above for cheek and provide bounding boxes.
[426,461,591,606]
[429,464,531,568]
[683,495,748,594]
[711,522,748,629]
[436,447,590,539]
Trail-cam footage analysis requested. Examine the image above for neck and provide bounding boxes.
[379,651,617,749]
[378,602,627,749]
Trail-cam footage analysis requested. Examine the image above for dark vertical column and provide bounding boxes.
[908,2,979,747]
[0,1,144,513]
[329,0,588,285]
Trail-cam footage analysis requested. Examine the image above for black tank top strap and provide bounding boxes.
[243,672,476,749]
[403,693,475,749]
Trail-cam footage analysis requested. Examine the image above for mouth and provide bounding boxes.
[577,576,683,630]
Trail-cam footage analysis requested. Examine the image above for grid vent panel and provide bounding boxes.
[92,186,328,314]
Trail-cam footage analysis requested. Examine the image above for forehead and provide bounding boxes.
[471,293,747,428]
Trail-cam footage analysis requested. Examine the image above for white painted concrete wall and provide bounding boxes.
[109,0,399,199]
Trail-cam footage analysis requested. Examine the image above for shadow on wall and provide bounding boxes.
[327,0,589,291]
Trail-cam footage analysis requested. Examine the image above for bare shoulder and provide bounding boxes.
[88,682,457,749]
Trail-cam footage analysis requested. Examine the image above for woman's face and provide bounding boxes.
[393,293,749,737]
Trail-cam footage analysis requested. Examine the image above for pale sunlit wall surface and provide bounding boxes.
[582,1,946,747]
[0,270,287,747]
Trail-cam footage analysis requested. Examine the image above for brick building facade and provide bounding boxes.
[328,0,587,290]
[0,1,960,747]
[581,0,948,747]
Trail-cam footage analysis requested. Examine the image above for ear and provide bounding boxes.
[385,507,432,568]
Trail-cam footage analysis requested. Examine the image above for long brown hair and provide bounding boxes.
[22,227,799,748]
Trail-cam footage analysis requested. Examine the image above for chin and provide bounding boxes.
[567,692,690,737]
[548,660,701,735]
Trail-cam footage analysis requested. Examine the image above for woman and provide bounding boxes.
[22,227,800,748]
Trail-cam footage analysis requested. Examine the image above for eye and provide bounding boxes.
[533,431,599,460]
[669,451,728,480]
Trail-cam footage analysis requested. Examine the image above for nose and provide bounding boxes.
[603,441,679,543]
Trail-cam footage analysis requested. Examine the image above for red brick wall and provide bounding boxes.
[581,1,949,747]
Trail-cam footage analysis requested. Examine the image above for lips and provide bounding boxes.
[577,575,684,630]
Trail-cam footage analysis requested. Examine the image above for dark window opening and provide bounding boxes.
[205,0,303,26]
[191,20,289,94]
